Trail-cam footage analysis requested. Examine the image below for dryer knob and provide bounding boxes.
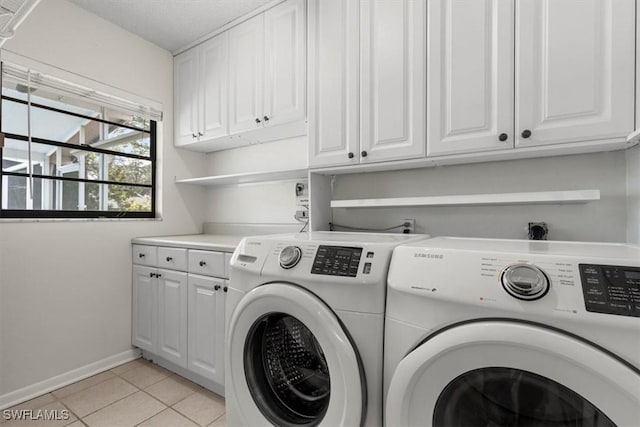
[279,246,302,269]
[501,264,550,301]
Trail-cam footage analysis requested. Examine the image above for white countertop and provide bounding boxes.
[132,234,244,252]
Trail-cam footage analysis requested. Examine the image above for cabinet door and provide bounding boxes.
[308,0,360,168]
[187,275,225,384]
[360,0,426,163]
[264,0,306,127]
[200,32,229,140]
[228,14,264,135]
[132,265,156,353]
[157,269,188,368]
[174,49,199,146]
[427,0,514,156]
[516,0,635,147]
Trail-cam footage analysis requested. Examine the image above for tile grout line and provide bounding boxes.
[74,387,139,421]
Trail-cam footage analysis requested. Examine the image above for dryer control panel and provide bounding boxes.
[579,264,640,317]
[311,245,363,277]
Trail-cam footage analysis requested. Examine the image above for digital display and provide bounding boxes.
[311,246,362,277]
[625,270,640,280]
[579,264,640,318]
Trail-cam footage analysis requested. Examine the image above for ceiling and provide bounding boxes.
[68,0,271,53]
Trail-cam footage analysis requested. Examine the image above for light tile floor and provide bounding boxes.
[1,358,226,427]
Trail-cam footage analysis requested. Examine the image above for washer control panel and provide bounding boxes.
[579,264,640,317]
[311,246,362,277]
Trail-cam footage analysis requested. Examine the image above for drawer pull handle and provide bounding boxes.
[139,253,145,258]
[166,256,173,262]
[223,286,228,293]
[149,272,155,278]
[199,260,206,267]
[214,285,221,291]
[156,273,162,278]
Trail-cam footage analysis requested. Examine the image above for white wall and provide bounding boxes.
[332,151,629,242]
[204,136,306,224]
[0,0,206,400]
[627,145,640,244]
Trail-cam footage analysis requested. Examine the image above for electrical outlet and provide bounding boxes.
[295,210,309,221]
[403,218,415,234]
[295,182,309,207]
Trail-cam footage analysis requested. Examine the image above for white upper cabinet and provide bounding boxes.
[175,0,307,152]
[360,0,426,163]
[427,0,514,156]
[264,0,307,127]
[515,0,635,147]
[308,0,360,168]
[174,49,199,147]
[308,0,425,168]
[175,32,229,147]
[200,33,229,140]
[229,14,265,135]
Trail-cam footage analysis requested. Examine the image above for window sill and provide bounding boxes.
[0,217,163,223]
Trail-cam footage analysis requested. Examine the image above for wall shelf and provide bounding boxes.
[175,168,308,187]
[331,189,601,209]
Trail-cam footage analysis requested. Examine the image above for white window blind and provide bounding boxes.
[1,61,163,122]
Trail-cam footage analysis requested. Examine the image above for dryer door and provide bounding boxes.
[386,320,640,427]
[227,283,365,427]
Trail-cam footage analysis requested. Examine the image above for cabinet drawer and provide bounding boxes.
[188,250,225,277]
[133,245,157,266]
[158,247,188,271]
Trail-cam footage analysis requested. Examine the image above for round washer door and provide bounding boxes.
[386,321,640,427]
[227,283,364,427]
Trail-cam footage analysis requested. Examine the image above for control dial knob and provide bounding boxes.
[501,264,549,300]
[279,246,302,269]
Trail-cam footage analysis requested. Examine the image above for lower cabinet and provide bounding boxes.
[132,265,156,353]
[132,245,229,388]
[157,270,188,368]
[187,274,226,384]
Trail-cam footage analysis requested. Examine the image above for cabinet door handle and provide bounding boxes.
[214,285,221,291]
[149,272,155,278]
[255,118,262,124]
[361,150,368,157]
[192,133,197,138]
[521,129,532,139]
[156,273,162,278]
[139,253,145,258]
[223,286,228,293]
[263,115,270,122]
[198,132,203,137]
[166,256,173,262]
[348,152,354,159]
[499,133,508,142]
[199,260,206,267]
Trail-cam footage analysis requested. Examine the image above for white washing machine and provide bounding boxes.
[384,237,640,427]
[226,231,428,427]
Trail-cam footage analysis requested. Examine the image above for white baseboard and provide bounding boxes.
[0,348,141,410]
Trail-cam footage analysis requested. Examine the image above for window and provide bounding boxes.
[0,62,160,218]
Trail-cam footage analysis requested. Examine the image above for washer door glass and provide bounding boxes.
[433,367,615,427]
[244,313,331,426]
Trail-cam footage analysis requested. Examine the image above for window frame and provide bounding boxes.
[0,77,157,219]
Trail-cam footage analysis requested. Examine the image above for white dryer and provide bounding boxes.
[226,232,428,427]
[384,237,640,427]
